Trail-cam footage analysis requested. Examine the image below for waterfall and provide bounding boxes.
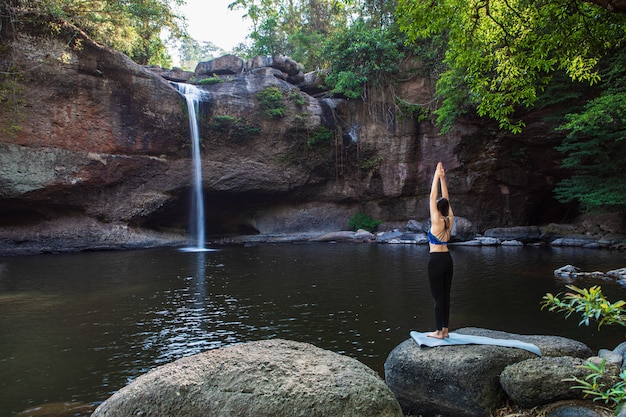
[174,83,209,252]
[347,124,360,143]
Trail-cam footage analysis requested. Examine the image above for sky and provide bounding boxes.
[178,0,250,51]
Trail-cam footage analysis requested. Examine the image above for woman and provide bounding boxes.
[427,162,454,339]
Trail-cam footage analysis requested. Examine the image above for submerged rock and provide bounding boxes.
[13,402,95,417]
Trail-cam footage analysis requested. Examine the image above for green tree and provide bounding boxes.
[5,0,185,66]
[228,0,357,69]
[125,0,186,66]
[396,0,626,133]
[177,38,223,71]
[348,213,382,232]
[321,16,405,99]
[554,47,626,210]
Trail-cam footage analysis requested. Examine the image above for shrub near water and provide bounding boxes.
[542,285,626,409]
[349,213,381,233]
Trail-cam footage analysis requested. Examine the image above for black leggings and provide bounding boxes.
[428,252,453,330]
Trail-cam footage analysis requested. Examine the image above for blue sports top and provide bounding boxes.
[427,229,448,245]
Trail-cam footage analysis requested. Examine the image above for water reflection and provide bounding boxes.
[133,251,236,368]
[0,244,624,417]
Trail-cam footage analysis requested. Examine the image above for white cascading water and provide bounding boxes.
[175,83,207,251]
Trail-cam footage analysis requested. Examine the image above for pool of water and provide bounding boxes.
[0,243,624,416]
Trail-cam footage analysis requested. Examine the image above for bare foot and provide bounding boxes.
[427,331,444,339]
[442,328,450,338]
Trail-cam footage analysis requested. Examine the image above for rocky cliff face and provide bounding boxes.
[0,16,575,254]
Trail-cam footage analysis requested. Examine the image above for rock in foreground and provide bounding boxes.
[384,328,593,417]
[92,339,403,417]
[500,356,590,407]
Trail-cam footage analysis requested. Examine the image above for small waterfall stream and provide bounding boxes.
[174,83,209,252]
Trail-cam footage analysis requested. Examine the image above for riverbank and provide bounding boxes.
[1,214,624,256]
[215,219,626,251]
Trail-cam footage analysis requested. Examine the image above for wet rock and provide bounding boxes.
[541,224,584,241]
[476,236,499,245]
[376,230,427,244]
[0,217,186,255]
[583,242,602,249]
[91,339,402,417]
[311,230,359,242]
[484,226,542,242]
[454,239,482,246]
[551,236,598,247]
[309,229,375,242]
[354,229,377,241]
[502,240,524,246]
[554,265,582,278]
[606,268,626,280]
[598,348,623,366]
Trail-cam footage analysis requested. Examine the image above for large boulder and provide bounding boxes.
[91,339,403,417]
[384,328,592,417]
[245,55,303,76]
[500,356,590,407]
[195,54,244,75]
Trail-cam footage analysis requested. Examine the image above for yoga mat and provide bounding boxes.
[410,331,542,356]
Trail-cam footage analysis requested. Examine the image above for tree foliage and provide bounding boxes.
[229,0,405,101]
[177,38,222,71]
[321,17,405,99]
[542,285,626,328]
[542,285,626,406]
[228,0,354,69]
[554,47,626,209]
[228,0,400,69]
[3,0,186,66]
[348,213,382,232]
[396,0,626,133]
